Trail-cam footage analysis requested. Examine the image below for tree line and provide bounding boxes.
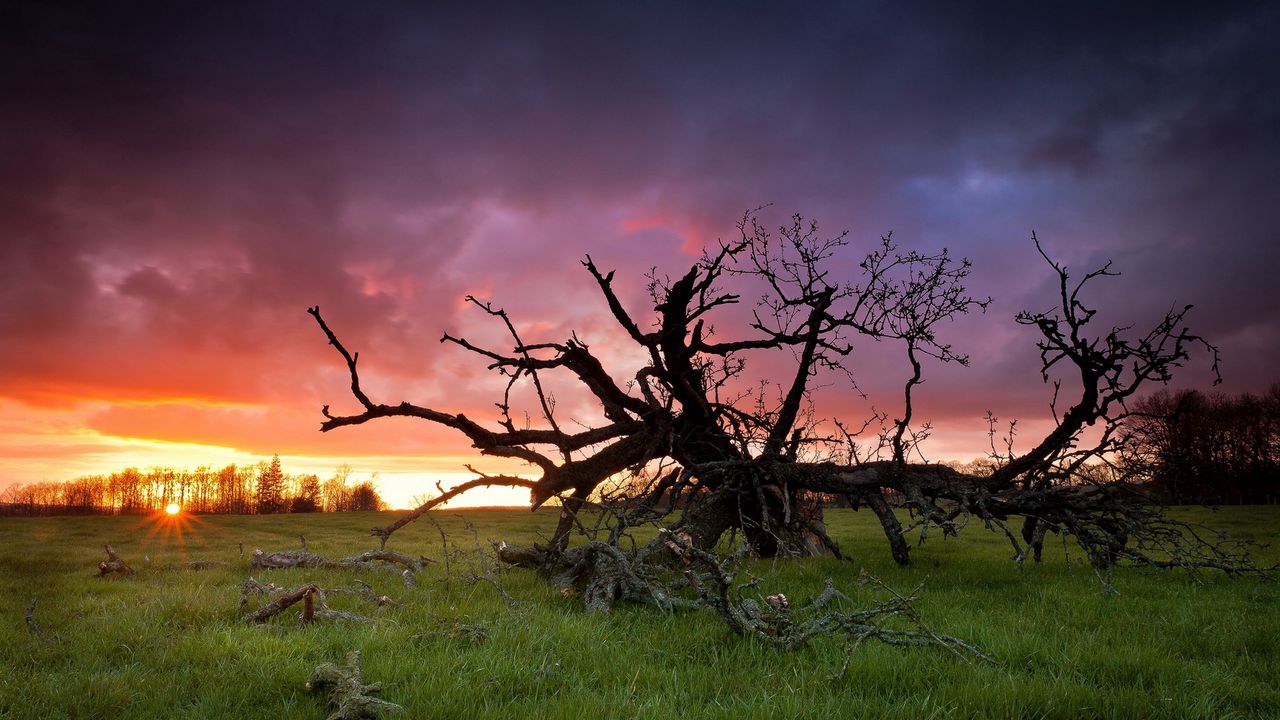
[1121,385,1280,504]
[0,456,386,517]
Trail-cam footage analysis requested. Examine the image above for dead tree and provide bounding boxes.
[309,213,1257,600]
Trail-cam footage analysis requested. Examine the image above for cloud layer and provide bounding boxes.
[3,2,1276,500]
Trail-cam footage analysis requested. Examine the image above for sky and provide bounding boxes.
[3,1,1278,509]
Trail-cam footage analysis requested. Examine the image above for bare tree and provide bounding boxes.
[309,212,1260,608]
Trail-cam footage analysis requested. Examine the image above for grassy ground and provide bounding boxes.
[0,506,1276,719]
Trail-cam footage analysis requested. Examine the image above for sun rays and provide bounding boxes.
[138,504,212,552]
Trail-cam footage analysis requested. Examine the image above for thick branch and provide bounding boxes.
[371,475,537,547]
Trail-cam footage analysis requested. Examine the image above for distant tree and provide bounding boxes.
[62,474,105,514]
[291,473,322,513]
[255,455,286,514]
[114,468,145,514]
[0,455,382,517]
[213,464,238,513]
[7,481,65,516]
[190,465,214,514]
[321,464,354,512]
[347,480,384,512]
[1122,386,1280,504]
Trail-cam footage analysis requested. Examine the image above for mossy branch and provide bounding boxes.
[306,650,402,720]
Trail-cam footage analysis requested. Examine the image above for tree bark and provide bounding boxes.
[865,490,910,566]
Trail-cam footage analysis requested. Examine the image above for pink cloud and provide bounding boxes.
[1,1,1270,495]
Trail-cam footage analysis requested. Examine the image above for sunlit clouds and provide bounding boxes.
[2,3,1277,507]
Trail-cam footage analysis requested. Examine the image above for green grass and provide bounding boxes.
[1,507,1276,719]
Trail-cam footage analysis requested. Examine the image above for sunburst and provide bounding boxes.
[138,503,212,553]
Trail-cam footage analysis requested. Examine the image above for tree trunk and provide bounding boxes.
[650,479,838,561]
[865,490,910,566]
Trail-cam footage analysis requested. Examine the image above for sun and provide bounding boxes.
[139,501,207,549]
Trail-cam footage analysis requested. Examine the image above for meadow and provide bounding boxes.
[1,506,1276,719]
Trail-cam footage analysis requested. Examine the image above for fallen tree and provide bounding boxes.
[310,213,1264,611]
[250,536,427,588]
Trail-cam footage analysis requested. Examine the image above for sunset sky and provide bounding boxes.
[3,2,1277,509]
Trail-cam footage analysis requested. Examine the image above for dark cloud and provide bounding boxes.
[1,1,1276,485]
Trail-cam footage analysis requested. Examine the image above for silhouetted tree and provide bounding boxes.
[291,473,323,513]
[1122,387,1280,504]
[309,211,1267,601]
[115,468,145,514]
[321,465,354,512]
[256,455,286,514]
[348,481,385,512]
[190,465,214,514]
[0,458,404,517]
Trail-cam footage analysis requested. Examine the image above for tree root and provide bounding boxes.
[497,531,989,663]
[250,537,427,588]
[96,544,133,577]
[498,539,698,613]
[306,650,403,720]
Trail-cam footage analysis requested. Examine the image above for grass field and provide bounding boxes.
[1,506,1276,719]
